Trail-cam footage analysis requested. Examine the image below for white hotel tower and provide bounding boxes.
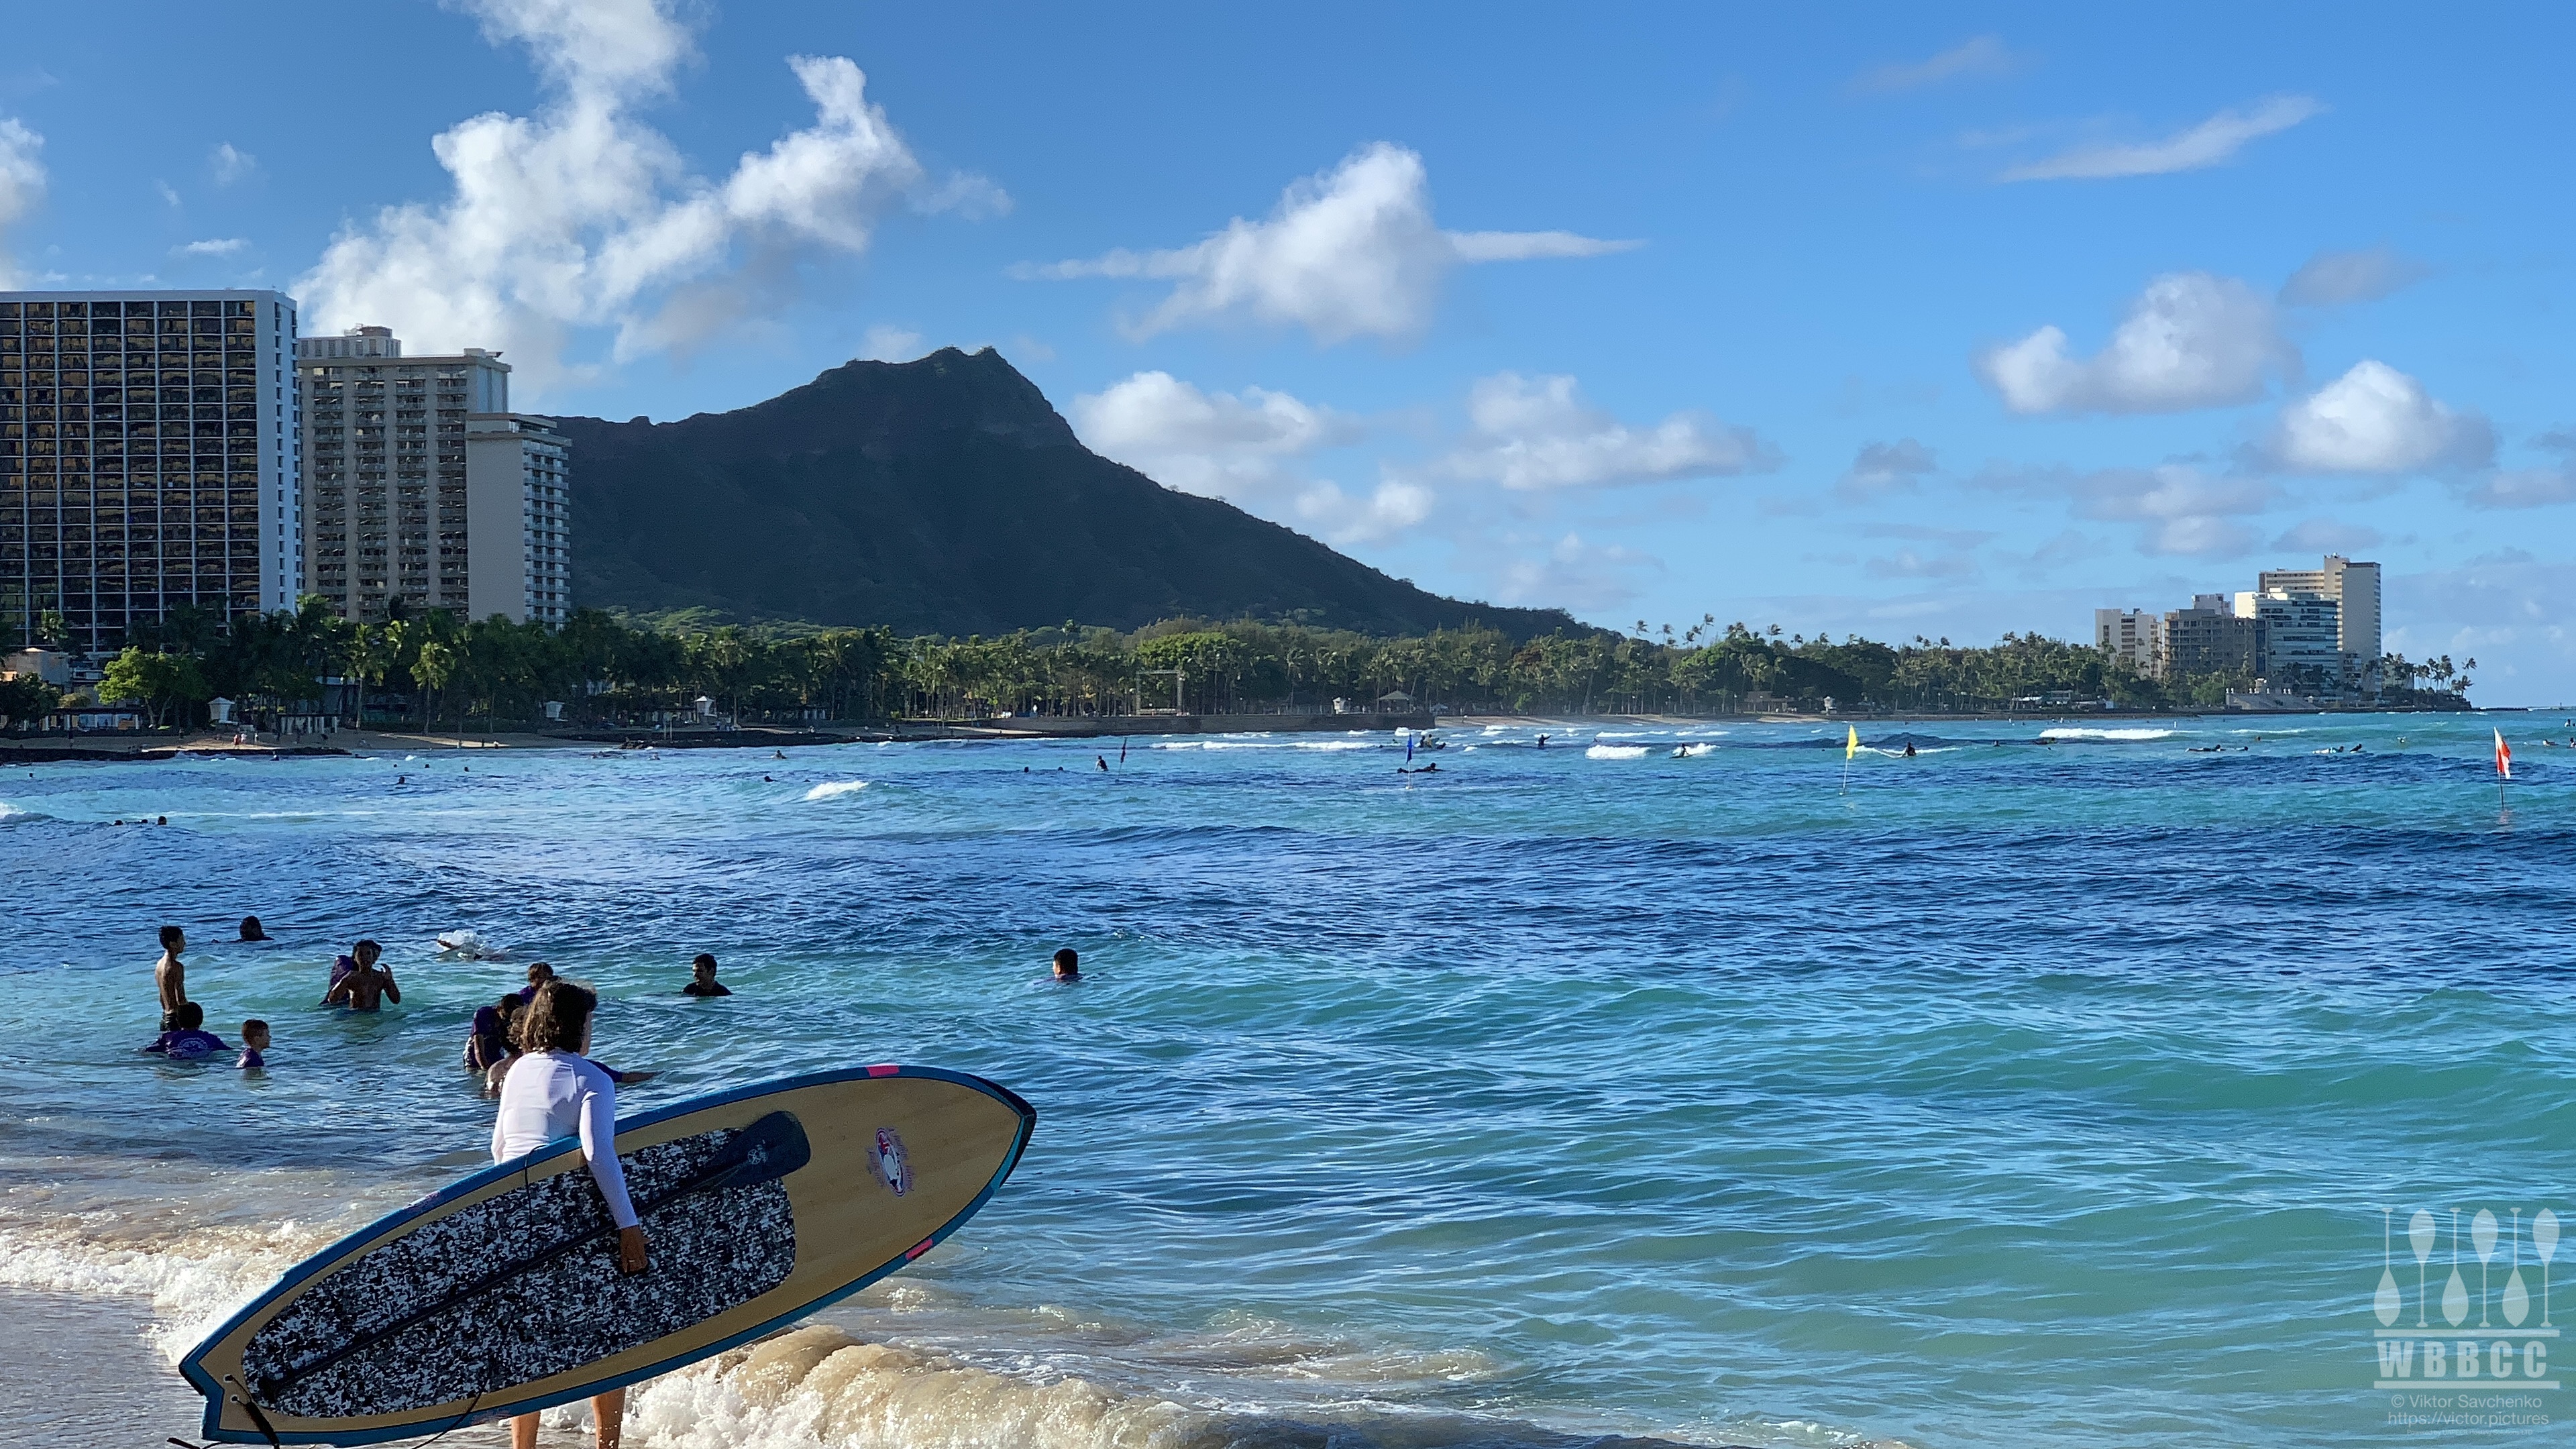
[295,327,569,625]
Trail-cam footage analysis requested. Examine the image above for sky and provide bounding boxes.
[5,1,2573,701]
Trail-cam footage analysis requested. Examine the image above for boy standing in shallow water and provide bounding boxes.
[237,1020,270,1071]
[154,924,188,1030]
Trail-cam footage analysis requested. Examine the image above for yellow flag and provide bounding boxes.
[1845,725,1860,760]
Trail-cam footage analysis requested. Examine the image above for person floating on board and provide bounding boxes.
[238,914,269,942]
[492,981,647,1449]
[143,1002,225,1059]
[154,924,189,1032]
[1053,947,1081,981]
[237,1019,270,1072]
[323,942,401,1012]
[682,953,733,997]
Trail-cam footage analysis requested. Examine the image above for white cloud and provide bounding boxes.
[295,1,966,396]
[1428,373,1777,492]
[1070,371,1424,545]
[1977,272,2291,415]
[856,323,922,362]
[912,171,1011,221]
[155,180,181,209]
[178,237,248,257]
[2279,245,2428,307]
[209,142,256,186]
[0,117,45,288]
[1848,36,2020,95]
[1495,533,1664,610]
[2000,95,2323,182]
[1980,462,2275,557]
[1837,437,1938,501]
[2267,360,2492,474]
[2463,469,2576,510]
[2271,518,2384,553]
[1023,143,1636,343]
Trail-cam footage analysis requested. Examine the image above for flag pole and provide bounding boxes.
[1841,724,1859,796]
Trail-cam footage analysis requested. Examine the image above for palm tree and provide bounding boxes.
[413,640,457,744]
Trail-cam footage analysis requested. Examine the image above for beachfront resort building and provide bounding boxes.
[2098,555,2382,691]
[0,290,303,654]
[294,327,570,625]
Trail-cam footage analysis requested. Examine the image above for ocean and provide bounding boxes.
[0,714,2568,1448]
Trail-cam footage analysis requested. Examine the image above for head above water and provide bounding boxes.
[518,979,598,1054]
[1053,948,1079,978]
[239,916,266,941]
[174,1001,205,1031]
[353,938,382,967]
[158,924,184,953]
[691,953,718,980]
[241,1019,270,1049]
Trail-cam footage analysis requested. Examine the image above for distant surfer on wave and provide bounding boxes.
[492,980,647,1449]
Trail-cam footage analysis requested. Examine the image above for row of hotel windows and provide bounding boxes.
[0,299,266,320]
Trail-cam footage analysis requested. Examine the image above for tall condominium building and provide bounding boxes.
[2155,596,2259,680]
[2094,608,2157,674]
[2238,588,2343,680]
[0,290,302,653]
[2258,554,2381,667]
[295,328,568,624]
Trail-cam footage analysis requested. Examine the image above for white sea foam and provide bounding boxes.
[805,781,870,801]
[1585,745,1651,759]
[2035,727,2174,741]
[1155,739,1377,751]
[1670,744,1715,759]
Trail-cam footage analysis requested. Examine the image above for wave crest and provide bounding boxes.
[804,781,870,802]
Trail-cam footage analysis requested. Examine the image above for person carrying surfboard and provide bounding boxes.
[491,981,648,1449]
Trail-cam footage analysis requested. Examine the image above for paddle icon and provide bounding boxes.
[256,1111,811,1401]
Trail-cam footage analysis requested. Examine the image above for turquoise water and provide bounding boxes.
[1,714,2571,1448]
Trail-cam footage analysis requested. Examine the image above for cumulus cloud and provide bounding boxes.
[1980,462,2275,557]
[1848,36,2021,95]
[0,117,45,288]
[2001,95,2323,182]
[1070,371,1425,545]
[295,0,976,396]
[1427,373,1778,492]
[1023,144,1636,343]
[856,323,922,362]
[1862,525,1992,580]
[1977,272,2292,415]
[178,237,248,257]
[2279,245,2428,307]
[209,142,256,186]
[2267,360,2492,474]
[1495,533,1664,610]
[1837,438,1938,501]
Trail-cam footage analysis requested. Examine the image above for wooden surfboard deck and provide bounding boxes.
[178,1065,1035,1444]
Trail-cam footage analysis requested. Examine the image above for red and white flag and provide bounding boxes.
[2496,728,2513,780]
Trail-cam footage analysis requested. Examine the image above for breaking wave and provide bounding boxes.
[804,781,870,801]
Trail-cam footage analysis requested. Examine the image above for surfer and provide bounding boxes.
[322,943,401,1012]
[1902,742,1917,758]
[238,914,269,942]
[1053,947,1081,981]
[1096,754,1109,771]
[237,1019,269,1071]
[492,981,647,1449]
[154,924,189,1031]
[682,953,733,997]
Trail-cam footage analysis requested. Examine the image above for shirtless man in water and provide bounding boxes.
[321,940,402,1012]
[154,925,188,1030]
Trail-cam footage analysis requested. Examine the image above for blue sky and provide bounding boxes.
[6,3,2572,700]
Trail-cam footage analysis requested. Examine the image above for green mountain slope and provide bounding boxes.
[559,347,1580,639]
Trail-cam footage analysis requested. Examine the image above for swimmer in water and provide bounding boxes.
[144,1002,225,1059]
[1096,755,1109,772]
[237,1019,270,1071]
[1053,947,1081,981]
[322,942,401,1012]
[1536,734,1548,748]
[1902,742,1917,758]
[238,915,268,942]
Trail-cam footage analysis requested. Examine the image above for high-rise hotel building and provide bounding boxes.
[295,327,568,624]
[0,290,302,653]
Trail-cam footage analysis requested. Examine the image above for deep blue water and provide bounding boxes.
[1,714,2572,1448]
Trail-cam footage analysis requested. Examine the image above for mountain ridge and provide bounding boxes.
[559,347,1585,640]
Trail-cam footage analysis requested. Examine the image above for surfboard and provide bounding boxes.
[179,1064,1035,1445]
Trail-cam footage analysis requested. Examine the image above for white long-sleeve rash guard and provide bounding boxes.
[490,1049,639,1230]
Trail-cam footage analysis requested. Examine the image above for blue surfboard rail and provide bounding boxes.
[178,1063,1037,1446]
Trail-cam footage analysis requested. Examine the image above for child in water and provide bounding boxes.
[237,1019,270,1071]
[1053,948,1081,981]
[466,994,521,1071]
[144,1003,226,1059]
